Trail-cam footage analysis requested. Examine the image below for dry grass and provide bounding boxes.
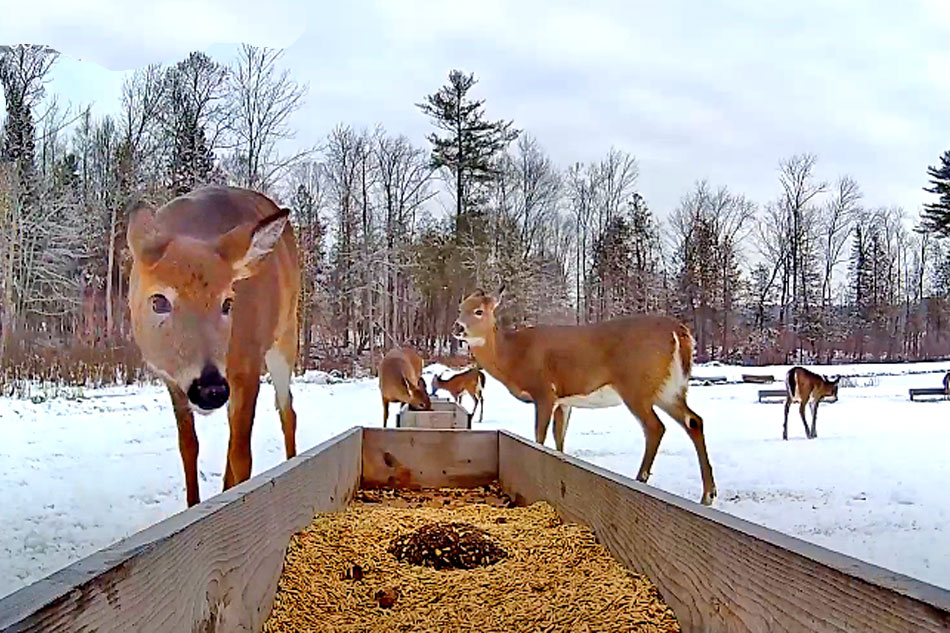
[263,487,680,633]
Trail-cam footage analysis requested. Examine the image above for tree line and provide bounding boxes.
[4,44,950,390]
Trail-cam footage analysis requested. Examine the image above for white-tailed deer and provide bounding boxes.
[379,346,432,427]
[783,366,839,440]
[127,186,300,507]
[431,366,486,423]
[453,286,716,506]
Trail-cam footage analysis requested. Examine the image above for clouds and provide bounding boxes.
[1,0,947,216]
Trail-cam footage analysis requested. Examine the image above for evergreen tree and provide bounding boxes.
[416,70,519,236]
[921,150,950,237]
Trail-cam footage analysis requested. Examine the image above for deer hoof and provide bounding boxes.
[701,491,716,506]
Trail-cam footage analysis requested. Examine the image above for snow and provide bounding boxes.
[2,361,950,599]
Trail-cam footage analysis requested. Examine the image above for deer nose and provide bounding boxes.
[187,365,230,410]
[452,321,465,337]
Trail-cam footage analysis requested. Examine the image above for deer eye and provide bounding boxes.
[222,298,233,315]
[150,294,172,314]
[474,309,484,317]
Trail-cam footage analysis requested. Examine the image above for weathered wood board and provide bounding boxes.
[397,398,470,429]
[909,387,949,401]
[0,427,363,633]
[361,427,497,489]
[498,431,950,633]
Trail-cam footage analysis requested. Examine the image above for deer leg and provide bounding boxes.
[534,395,556,447]
[783,397,792,440]
[623,398,665,485]
[382,397,390,428]
[224,364,262,490]
[810,400,819,439]
[477,391,484,423]
[167,382,200,507]
[553,405,572,452]
[265,346,297,460]
[657,395,717,506]
[798,400,810,439]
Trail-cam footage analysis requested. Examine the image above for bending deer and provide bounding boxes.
[379,346,431,427]
[127,186,300,507]
[453,286,716,506]
[431,366,486,423]
[783,366,839,440]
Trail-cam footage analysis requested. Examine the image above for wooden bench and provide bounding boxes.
[909,387,949,401]
[758,389,838,404]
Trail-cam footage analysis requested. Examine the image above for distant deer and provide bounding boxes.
[127,186,300,507]
[452,285,716,506]
[379,346,432,427]
[431,366,486,423]
[783,366,840,440]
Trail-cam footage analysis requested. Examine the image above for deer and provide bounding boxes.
[452,286,717,506]
[430,366,486,423]
[783,366,840,440]
[127,185,300,508]
[943,371,950,394]
[379,346,432,427]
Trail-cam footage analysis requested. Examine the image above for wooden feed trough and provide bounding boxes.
[909,387,950,402]
[1,428,948,632]
[758,388,838,404]
[396,398,470,429]
[741,373,775,384]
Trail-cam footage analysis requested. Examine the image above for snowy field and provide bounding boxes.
[2,360,950,599]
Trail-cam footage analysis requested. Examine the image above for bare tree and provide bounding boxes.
[228,45,309,192]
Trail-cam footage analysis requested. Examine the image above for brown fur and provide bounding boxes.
[453,286,716,506]
[783,366,840,440]
[431,367,486,423]
[127,186,300,507]
[379,346,431,427]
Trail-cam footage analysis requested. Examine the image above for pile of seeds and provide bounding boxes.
[389,521,508,569]
[263,485,681,633]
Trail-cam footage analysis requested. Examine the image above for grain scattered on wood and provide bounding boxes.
[263,485,681,633]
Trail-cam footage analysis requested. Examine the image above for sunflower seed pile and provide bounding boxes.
[388,521,508,570]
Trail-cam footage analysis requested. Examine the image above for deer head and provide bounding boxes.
[453,284,505,347]
[127,201,288,412]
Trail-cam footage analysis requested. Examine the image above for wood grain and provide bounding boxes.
[0,427,363,633]
[397,400,470,429]
[361,428,497,489]
[498,431,950,633]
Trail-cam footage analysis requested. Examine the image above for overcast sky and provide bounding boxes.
[1,0,948,218]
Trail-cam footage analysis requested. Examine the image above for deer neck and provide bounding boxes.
[469,324,511,385]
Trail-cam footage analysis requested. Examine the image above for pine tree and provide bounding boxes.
[416,70,519,236]
[921,150,950,237]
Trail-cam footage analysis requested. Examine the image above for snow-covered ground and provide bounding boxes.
[2,360,950,599]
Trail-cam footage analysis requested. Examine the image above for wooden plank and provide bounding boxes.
[498,432,950,633]
[361,428,498,489]
[397,399,470,429]
[742,373,774,384]
[0,427,363,633]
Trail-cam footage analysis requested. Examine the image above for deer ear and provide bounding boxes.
[490,283,506,308]
[127,201,169,267]
[218,209,289,280]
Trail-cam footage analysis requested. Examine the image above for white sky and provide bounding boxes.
[1,0,949,219]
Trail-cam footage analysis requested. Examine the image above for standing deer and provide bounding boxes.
[783,366,840,440]
[431,366,486,423]
[379,346,431,427]
[453,286,717,506]
[127,186,300,507]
